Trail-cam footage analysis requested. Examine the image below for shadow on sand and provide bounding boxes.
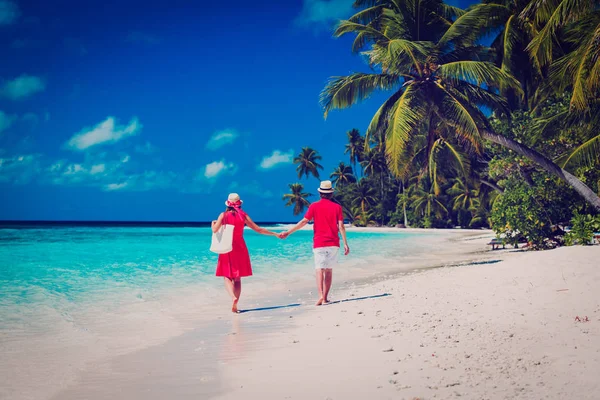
[325,293,391,306]
[238,293,392,313]
[238,303,301,314]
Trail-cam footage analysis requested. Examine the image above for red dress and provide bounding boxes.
[215,211,253,278]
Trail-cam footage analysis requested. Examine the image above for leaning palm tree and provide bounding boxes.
[330,162,356,186]
[320,2,600,210]
[293,147,324,180]
[282,183,312,216]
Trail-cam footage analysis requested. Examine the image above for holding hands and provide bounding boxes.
[277,231,289,239]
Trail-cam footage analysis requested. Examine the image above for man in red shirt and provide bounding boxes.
[281,180,350,305]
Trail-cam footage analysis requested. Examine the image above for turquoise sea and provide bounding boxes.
[0,222,435,335]
[0,222,443,399]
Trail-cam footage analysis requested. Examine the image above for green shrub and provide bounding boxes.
[491,182,552,249]
[566,213,596,245]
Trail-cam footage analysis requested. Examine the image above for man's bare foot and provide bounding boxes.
[315,298,324,306]
[231,298,239,313]
[323,299,330,304]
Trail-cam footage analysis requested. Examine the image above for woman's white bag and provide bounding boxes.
[210,224,234,254]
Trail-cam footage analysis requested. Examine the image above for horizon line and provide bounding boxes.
[0,219,298,224]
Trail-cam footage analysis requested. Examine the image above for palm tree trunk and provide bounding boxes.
[482,130,600,211]
[379,174,385,226]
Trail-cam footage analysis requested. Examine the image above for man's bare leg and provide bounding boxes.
[224,278,239,313]
[315,269,325,305]
[322,269,333,303]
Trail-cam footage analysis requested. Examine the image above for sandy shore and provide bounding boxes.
[213,241,600,399]
[5,229,600,399]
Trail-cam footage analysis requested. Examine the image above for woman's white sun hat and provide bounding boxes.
[225,193,243,206]
[318,180,334,194]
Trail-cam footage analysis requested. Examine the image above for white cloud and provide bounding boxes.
[295,0,352,27]
[0,0,20,25]
[65,116,142,151]
[1,75,46,100]
[90,164,106,175]
[0,154,41,184]
[205,128,239,150]
[0,110,15,133]
[203,160,236,179]
[104,182,128,191]
[259,149,294,170]
[62,163,86,176]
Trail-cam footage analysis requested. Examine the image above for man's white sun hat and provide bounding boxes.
[317,180,334,194]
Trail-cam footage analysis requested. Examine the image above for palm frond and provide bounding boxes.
[455,82,510,114]
[437,61,523,97]
[334,21,391,54]
[348,4,385,25]
[433,83,484,151]
[501,14,519,73]
[562,134,600,170]
[385,84,427,177]
[365,89,404,143]
[321,73,401,118]
[438,4,509,47]
[524,0,595,66]
[443,140,470,180]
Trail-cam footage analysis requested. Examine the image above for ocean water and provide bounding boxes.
[0,223,434,335]
[0,222,445,399]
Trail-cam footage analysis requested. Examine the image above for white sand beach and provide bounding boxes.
[3,229,600,400]
[212,238,600,400]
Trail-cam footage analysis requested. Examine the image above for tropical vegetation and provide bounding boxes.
[283,0,600,248]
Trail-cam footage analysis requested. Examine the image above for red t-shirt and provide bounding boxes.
[304,199,343,248]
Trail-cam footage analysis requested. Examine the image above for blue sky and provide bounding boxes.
[0,0,474,222]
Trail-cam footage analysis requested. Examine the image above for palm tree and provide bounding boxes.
[330,162,356,186]
[293,147,324,180]
[351,179,377,213]
[282,183,312,216]
[448,178,479,212]
[320,2,600,211]
[344,128,364,175]
[351,206,377,227]
[439,0,541,109]
[546,9,600,111]
[411,184,448,221]
[397,191,410,227]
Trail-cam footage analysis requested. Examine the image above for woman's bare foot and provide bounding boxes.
[315,298,324,306]
[231,298,239,313]
[323,298,330,304]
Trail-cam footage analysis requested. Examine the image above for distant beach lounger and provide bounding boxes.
[488,238,505,250]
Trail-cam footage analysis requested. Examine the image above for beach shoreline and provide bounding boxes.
[0,227,491,400]
[40,228,499,400]
[5,228,599,400]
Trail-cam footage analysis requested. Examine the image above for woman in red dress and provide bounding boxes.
[211,193,278,313]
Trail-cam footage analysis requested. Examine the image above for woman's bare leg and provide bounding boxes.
[224,278,238,313]
[232,278,242,312]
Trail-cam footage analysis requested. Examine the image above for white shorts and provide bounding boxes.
[313,246,339,269]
